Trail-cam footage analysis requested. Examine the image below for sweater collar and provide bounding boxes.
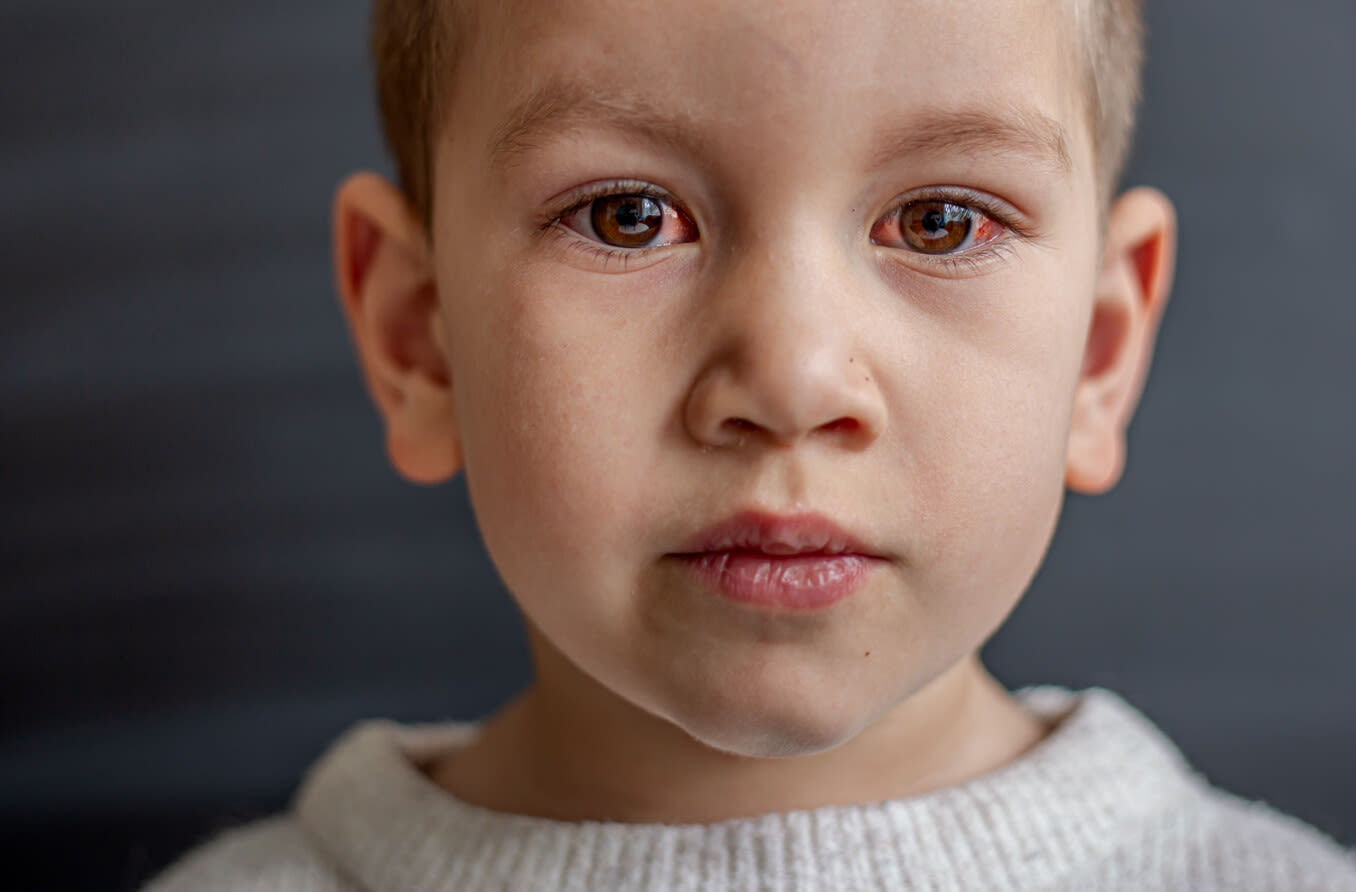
[294,687,1200,891]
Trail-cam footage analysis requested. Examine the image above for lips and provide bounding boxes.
[673,509,882,558]
[671,510,884,609]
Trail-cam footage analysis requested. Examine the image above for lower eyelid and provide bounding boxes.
[555,195,697,249]
[894,240,1018,277]
[874,204,1011,259]
[544,224,682,273]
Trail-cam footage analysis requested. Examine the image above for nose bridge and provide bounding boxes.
[726,225,837,363]
[685,219,886,448]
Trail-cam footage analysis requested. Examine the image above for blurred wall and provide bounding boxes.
[2,1,1353,888]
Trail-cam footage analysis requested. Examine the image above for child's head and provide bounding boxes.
[332,0,1176,760]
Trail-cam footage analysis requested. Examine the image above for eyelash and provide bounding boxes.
[875,187,1029,275]
[537,179,681,272]
[537,180,1028,274]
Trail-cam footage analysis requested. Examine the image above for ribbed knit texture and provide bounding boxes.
[144,687,1356,891]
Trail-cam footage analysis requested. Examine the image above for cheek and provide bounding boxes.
[902,271,1091,607]
[447,272,669,590]
[929,373,1070,578]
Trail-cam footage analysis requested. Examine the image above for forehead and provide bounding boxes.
[451,0,1088,184]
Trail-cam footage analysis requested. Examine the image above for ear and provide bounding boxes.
[332,172,462,484]
[1065,186,1177,494]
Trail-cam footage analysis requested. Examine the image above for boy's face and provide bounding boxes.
[342,0,1173,759]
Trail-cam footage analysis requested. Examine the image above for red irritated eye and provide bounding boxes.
[561,192,699,250]
[870,199,1005,255]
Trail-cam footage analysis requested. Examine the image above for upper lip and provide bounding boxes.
[673,509,882,557]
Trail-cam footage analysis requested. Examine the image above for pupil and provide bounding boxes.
[922,209,947,234]
[616,203,641,228]
[614,196,660,234]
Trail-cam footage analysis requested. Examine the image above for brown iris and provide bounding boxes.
[899,200,973,254]
[590,194,664,248]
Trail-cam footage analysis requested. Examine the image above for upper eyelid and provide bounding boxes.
[547,182,697,259]
[880,187,1025,234]
[871,190,1025,276]
[546,179,685,224]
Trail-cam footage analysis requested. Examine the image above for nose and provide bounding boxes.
[683,249,887,451]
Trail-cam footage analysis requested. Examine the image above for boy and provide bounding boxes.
[147,0,1356,888]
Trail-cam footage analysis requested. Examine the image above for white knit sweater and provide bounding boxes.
[144,687,1356,891]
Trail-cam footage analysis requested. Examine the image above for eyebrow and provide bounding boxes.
[488,79,1072,177]
[869,105,1073,175]
[488,82,701,173]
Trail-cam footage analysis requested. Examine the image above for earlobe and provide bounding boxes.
[332,172,463,484]
[1066,186,1177,494]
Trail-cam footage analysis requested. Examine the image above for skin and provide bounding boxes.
[333,0,1176,823]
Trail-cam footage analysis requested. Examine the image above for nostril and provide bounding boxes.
[821,417,861,435]
[713,417,762,448]
[719,416,861,444]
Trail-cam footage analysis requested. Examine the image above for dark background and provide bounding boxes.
[2,1,1353,889]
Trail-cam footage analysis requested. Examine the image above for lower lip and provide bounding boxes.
[674,551,878,610]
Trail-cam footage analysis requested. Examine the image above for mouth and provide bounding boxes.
[670,509,885,610]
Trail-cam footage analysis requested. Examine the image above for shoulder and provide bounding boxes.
[1193,788,1356,891]
[140,816,357,892]
[1087,783,1356,892]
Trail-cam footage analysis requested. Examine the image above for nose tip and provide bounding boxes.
[684,350,886,451]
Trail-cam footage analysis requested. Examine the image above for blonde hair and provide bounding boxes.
[371,0,1145,229]
[1075,0,1146,202]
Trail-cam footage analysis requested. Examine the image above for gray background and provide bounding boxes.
[2,1,1353,888]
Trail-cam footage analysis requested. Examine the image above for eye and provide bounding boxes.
[870,198,1006,255]
[560,191,698,250]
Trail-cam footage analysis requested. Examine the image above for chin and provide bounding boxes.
[666,687,873,760]
[684,716,862,760]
